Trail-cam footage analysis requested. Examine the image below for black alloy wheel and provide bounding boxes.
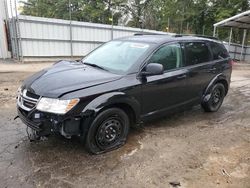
[202,83,225,112]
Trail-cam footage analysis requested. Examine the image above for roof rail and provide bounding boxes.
[134,32,166,36]
[174,34,219,40]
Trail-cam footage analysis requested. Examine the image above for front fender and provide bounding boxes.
[81,92,141,121]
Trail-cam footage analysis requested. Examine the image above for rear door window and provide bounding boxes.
[184,42,212,66]
[210,42,230,60]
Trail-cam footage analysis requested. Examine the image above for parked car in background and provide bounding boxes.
[17,34,232,154]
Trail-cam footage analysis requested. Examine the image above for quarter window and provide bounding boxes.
[148,43,183,71]
[184,42,211,66]
[210,42,229,60]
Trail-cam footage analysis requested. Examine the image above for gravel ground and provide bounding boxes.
[0,62,249,188]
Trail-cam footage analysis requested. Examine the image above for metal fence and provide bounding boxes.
[7,15,250,62]
[223,42,250,62]
[9,15,167,62]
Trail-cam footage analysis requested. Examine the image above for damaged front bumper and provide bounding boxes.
[17,107,83,138]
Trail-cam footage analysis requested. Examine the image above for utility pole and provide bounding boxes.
[15,0,23,62]
[202,25,205,35]
[110,0,114,40]
[9,0,18,59]
[167,17,170,32]
[180,7,184,34]
[69,0,73,58]
[111,10,114,40]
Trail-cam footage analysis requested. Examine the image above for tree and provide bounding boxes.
[120,0,153,28]
[21,0,122,24]
[20,0,250,38]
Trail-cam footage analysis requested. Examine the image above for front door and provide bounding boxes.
[141,43,190,117]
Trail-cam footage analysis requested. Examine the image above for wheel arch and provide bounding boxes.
[203,74,229,102]
[98,103,137,127]
[81,92,141,127]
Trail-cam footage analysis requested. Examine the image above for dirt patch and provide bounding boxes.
[0,62,249,188]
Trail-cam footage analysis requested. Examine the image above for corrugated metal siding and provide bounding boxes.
[17,15,167,59]
[8,15,250,62]
[224,42,250,61]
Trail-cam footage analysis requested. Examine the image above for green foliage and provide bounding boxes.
[21,0,250,39]
[21,0,121,24]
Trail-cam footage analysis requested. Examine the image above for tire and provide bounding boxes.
[202,83,225,112]
[85,108,130,154]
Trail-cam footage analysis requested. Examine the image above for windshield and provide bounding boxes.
[82,41,150,74]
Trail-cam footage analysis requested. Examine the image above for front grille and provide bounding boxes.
[17,89,40,111]
[26,90,40,99]
[23,100,36,108]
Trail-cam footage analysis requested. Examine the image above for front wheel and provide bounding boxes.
[202,83,225,112]
[85,108,130,154]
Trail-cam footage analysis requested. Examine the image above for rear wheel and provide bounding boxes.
[202,83,225,112]
[85,108,130,154]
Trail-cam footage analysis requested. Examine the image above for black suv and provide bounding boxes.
[17,34,232,154]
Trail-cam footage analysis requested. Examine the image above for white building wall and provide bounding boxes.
[0,0,10,59]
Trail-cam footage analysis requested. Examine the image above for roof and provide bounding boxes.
[117,34,220,44]
[214,10,250,29]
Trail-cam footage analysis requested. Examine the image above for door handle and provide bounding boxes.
[177,74,187,80]
[209,67,217,72]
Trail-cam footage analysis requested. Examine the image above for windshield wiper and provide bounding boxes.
[83,62,108,71]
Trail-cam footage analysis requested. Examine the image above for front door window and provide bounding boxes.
[148,43,183,71]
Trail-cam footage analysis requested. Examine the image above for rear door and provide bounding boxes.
[183,41,216,102]
[209,41,231,74]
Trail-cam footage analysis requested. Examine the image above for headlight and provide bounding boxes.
[36,97,79,114]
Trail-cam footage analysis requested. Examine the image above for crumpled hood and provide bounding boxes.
[22,60,122,98]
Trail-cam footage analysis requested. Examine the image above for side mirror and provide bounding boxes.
[141,63,164,76]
